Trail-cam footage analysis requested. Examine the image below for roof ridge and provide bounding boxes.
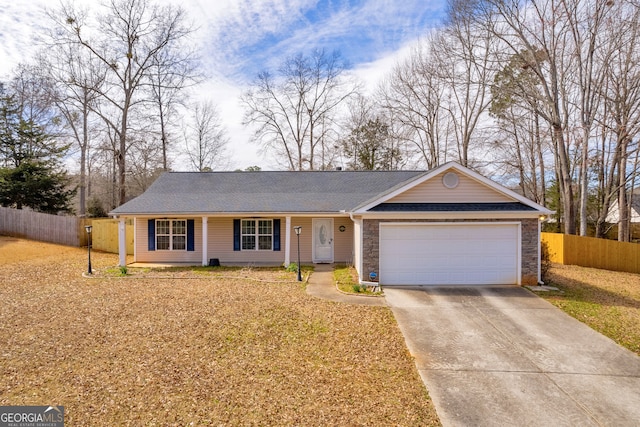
[163,170,428,174]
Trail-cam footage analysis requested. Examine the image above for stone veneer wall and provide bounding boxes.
[362,218,540,286]
[519,218,540,285]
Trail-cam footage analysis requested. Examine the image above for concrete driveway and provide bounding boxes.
[384,286,640,426]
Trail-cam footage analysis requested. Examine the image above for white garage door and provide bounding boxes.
[379,223,519,286]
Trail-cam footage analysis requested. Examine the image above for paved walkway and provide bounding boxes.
[305,264,386,306]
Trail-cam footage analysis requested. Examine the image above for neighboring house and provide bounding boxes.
[606,192,640,239]
[110,162,552,286]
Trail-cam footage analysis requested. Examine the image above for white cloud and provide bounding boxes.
[351,40,417,95]
[0,0,46,79]
[182,77,266,171]
[0,0,445,170]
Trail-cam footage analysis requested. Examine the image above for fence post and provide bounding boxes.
[78,218,91,247]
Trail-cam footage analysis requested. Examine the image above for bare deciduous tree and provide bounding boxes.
[559,0,613,236]
[184,101,229,172]
[437,0,496,167]
[241,49,358,170]
[481,0,579,234]
[597,2,640,241]
[490,50,552,205]
[379,36,447,169]
[38,46,106,216]
[148,45,201,171]
[48,0,196,205]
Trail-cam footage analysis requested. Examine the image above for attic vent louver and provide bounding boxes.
[443,172,459,189]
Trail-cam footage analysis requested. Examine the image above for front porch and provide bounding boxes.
[114,215,354,268]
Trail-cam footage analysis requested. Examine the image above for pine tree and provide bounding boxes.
[0,85,76,214]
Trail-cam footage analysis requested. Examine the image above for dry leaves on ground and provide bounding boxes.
[0,237,440,426]
[543,264,640,355]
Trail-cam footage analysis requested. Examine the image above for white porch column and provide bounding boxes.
[133,217,137,262]
[284,216,292,266]
[202,216,208,266]
[118,217,126,267]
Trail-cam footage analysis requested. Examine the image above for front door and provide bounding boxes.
[313,218,334,263]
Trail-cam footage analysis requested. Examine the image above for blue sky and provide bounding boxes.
[197,0,447,83]
[0,0,447,169]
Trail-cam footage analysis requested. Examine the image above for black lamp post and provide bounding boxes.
[293,226,302,281]
[85,225,93,275]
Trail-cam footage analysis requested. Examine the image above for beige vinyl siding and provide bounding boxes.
[206,216,353,264]
[286,217,313,263]
[134,215,354,265]
[207,217,285,264]
[291,217,354,264]
[388,171,514,203]
[136,218,202,263]
[333,216,354,264]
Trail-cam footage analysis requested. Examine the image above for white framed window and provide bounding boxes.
[156,219,187,251]
[241,219,272,250]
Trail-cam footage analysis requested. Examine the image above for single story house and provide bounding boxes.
[109,162,552,286]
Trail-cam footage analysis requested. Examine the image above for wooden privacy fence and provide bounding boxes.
[0,206,90,247]
[0,207,133,255]
[542,232,640,274]
[90,218,134,255]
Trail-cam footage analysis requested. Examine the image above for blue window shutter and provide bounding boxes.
[148,219,155,251]
[273,219,281,251]
[187,219,195,251]
[233,219,241,251]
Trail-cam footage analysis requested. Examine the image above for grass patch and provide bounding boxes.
[0,240,438,425]
[334,264,382,295]
[540,264,640,356]
[103,266,130,276]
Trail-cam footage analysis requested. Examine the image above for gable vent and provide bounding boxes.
[443,172,459,189]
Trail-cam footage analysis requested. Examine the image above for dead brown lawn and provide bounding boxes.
[0,236,81,265]
[542,264,640,356]
[0,237,440,426]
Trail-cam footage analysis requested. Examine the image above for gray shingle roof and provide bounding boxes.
[110,170,426,215]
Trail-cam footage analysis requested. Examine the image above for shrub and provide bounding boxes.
[87,197,107,218]
[541,240,552,282]
[285,262,298,273]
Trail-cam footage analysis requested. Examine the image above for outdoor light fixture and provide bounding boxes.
[293,226,302,281]
[85,225,93,275]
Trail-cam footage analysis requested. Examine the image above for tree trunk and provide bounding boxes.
[536,114,546,207]
[118,94,130,206]
[79,148,86,216]
[553,123,576,234]
[618,177,629,242]
[79,101,89,217]
[118,143,126,206]
[112,151,117,210]
[578,131,589,236]
[513,128,526,197]
[618,138,629,242]
[159,102,168,171]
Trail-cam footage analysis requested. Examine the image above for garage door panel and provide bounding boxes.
[380,223,519,286]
